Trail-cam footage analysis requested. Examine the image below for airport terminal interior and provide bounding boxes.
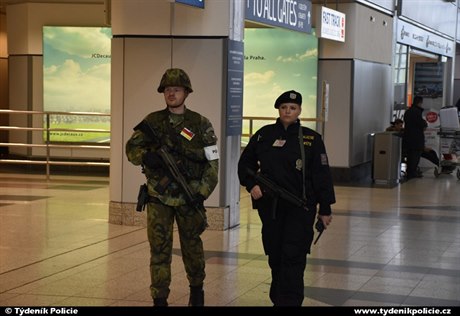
[0,165,459,307]
[1,0,460,309]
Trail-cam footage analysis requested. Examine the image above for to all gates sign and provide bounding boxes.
[245,0,312,34]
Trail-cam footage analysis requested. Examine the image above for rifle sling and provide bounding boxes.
[298,125,306,201]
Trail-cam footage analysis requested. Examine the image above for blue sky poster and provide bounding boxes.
[243,27,318,136]
[43,26,111,143]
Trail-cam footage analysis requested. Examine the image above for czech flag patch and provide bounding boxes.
[180,127,195,141]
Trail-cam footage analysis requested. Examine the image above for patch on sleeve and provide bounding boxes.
[320,153,329,165]
[203,126,218,144]
[204,144,219,161]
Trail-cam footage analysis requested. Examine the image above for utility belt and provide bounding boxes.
[149,196,162,204]
[136,184,186,212]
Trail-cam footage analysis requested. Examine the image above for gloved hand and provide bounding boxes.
[191,194,205,208]
[164,136,186,157]
[143,151,162,168]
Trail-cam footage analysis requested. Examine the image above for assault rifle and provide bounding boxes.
[246,168,307,219]
[134,120,208,229]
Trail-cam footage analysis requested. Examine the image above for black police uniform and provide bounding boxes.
[238,118,336,306]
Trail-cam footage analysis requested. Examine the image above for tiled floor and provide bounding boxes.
[0,168,459,307]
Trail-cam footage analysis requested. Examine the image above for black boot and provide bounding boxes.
[153,297,168,307]
[188,285,204,306]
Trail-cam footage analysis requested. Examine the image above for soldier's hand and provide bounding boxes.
[143,151,162,168]
[191,194,205,208]
[164,136,183,154]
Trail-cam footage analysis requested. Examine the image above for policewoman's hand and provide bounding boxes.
[318,215,332,229]
[250,185,263,200]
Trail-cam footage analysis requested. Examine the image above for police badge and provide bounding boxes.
[295,159,303,171]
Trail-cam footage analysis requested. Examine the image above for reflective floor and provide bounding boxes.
[0,168,459,307]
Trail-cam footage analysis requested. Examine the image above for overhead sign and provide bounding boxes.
[245,0,312,34]
[319,6,345,42]
[176,0,204,9]
[397,19,454,57]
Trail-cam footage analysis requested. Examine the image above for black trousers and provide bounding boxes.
[406,148,423,178]
[421,149,439,166]
[257,199,313,306]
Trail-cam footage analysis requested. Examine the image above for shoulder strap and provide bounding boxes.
[298,125,306,200]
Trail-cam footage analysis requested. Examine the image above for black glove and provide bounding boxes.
[191,194,205,208]
[143,151,162,168]
[164,136,188,158]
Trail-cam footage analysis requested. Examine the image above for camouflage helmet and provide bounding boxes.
[157,68,193,93]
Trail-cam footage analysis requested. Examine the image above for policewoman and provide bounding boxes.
[238,90,336,306]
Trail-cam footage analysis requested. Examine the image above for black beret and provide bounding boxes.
[274,90,302,108]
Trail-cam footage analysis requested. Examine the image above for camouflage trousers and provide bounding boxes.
[147,200,207,299]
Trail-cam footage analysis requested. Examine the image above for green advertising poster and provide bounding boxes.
[43,26,112,143]
[243,27,318,143]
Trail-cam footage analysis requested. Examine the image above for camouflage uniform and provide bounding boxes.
[125,69,219,303]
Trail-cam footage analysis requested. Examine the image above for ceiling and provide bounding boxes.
[0,0,356,14]
[0,0,103,14]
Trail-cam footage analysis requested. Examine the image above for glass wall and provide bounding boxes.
[393,43,408,121]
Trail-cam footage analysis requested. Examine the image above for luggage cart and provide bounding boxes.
[434,129,460,179]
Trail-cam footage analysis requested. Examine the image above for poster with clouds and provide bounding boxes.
[243,27,318,139]
[43,26,111,143]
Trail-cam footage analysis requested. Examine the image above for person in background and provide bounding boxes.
[237,90,336,306]
[125,68,219,307]
[388,117,439,173]
[403,96,428,179]
[386,118,404,133]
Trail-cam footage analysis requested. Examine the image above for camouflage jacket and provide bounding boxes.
[126,107,219,206]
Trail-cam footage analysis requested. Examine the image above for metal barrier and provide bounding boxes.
[0,110,323,178]
[0,109,110,179]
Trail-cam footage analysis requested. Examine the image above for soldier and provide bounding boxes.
[238,90,336,306]
[125,68,219,307]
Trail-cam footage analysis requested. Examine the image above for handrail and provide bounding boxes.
[0,109,109,116]
[0,143,110,149]
[1,109,324,178]
[0,109,110,180]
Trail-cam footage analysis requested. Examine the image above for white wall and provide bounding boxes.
[318,3,393,65]
[111,37,224,208]
[7,3,106,55]
[7,2,108,158]
[111,0,229,37]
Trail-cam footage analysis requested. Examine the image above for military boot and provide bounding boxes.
[188,285,204,306]
[153,297,168,307]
